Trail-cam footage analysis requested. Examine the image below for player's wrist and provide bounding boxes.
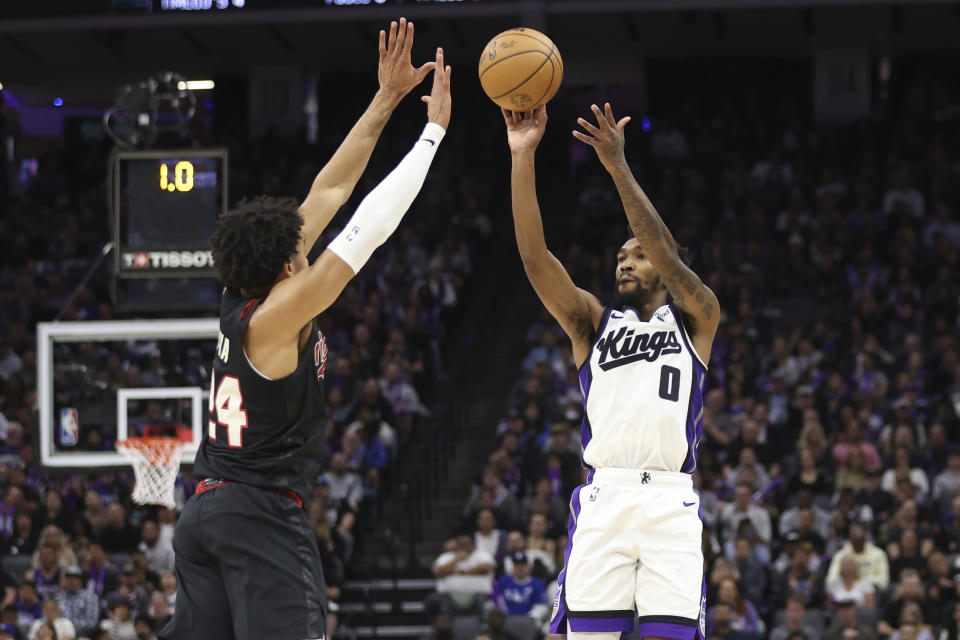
[511,148,536,161]
[603,156,630,177]
[373,87,404,110]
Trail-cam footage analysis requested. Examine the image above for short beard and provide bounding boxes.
[614,276,661,311]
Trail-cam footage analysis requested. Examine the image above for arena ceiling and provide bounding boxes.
[2,1,960,76]
[0,1,958,84]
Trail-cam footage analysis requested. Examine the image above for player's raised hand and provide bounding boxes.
[503,106,547,155]
[573,102,631,171]
[378,17,437,101]
[422,47,452,129]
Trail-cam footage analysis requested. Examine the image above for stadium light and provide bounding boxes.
[177,80,215,91]
[0,82,4,91]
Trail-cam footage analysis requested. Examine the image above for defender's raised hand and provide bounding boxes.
[503,106,547,155]
[378,17,436,100]
[422,47,452,130]
[573,102,632,171]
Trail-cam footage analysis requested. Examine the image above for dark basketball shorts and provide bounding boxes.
[160,481,326,640]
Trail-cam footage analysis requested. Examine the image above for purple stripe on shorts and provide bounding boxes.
[564,484,584,569]
[549,594,566,634]
[549,484,586,635]
[698,576,707,640]
[638,621,697,640]
[697,503,707,639]
[569,616,634,633]
[548,593,567,635]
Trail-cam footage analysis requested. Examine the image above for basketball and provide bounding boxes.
[478,28,563,111]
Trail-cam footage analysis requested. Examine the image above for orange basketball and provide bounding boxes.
[478,28,563,112]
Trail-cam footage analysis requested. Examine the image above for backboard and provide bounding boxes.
[37,319,219,468]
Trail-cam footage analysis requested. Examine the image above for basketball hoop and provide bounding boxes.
[116,437,184,510]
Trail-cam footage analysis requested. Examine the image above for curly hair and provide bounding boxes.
[210,196,303,290]
[619,236,692,266]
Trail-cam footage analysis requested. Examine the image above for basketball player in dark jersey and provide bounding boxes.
[160,19,451,640]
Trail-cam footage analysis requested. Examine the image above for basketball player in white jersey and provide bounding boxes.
[503,102,720,640]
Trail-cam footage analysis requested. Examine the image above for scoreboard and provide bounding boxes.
[113,149,228,279]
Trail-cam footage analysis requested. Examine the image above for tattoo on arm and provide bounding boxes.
[663,264,714,325]
[667,263,715,322]
[661,263,688,308]
[611,170,715,324]
[611,173,661,251]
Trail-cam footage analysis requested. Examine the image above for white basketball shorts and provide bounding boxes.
[549,468,706,639]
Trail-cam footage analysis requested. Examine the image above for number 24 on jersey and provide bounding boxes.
[208,372,248,448]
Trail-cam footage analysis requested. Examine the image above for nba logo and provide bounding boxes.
[589,486,600,502]
[346,225,360,242]
[60,408,79,447]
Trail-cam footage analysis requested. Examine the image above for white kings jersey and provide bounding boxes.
[577,304,707,473]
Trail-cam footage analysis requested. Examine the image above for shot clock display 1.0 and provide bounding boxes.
[113,149,228,278]
[159,160,195,192]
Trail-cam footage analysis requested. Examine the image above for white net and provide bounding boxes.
[116,438,184,510]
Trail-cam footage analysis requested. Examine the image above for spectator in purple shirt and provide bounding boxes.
[31,544,60,601]
[709,577,766,637]
[83,544,120,599]
[16,581,42,632]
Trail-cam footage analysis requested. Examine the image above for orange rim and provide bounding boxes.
[116,437,184,466]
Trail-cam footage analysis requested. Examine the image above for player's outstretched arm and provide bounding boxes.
[299,17,437,250]
[253,50,452,349]
[505,107,604,366]
[573,102,720,361]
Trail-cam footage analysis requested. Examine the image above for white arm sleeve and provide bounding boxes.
[327,122,445,273]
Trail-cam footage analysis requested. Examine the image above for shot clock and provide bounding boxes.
[113,149,228,278]
[159,160,195,192]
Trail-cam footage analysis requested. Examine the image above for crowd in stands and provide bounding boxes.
[0,82,493,639]
[433,66,960,640]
